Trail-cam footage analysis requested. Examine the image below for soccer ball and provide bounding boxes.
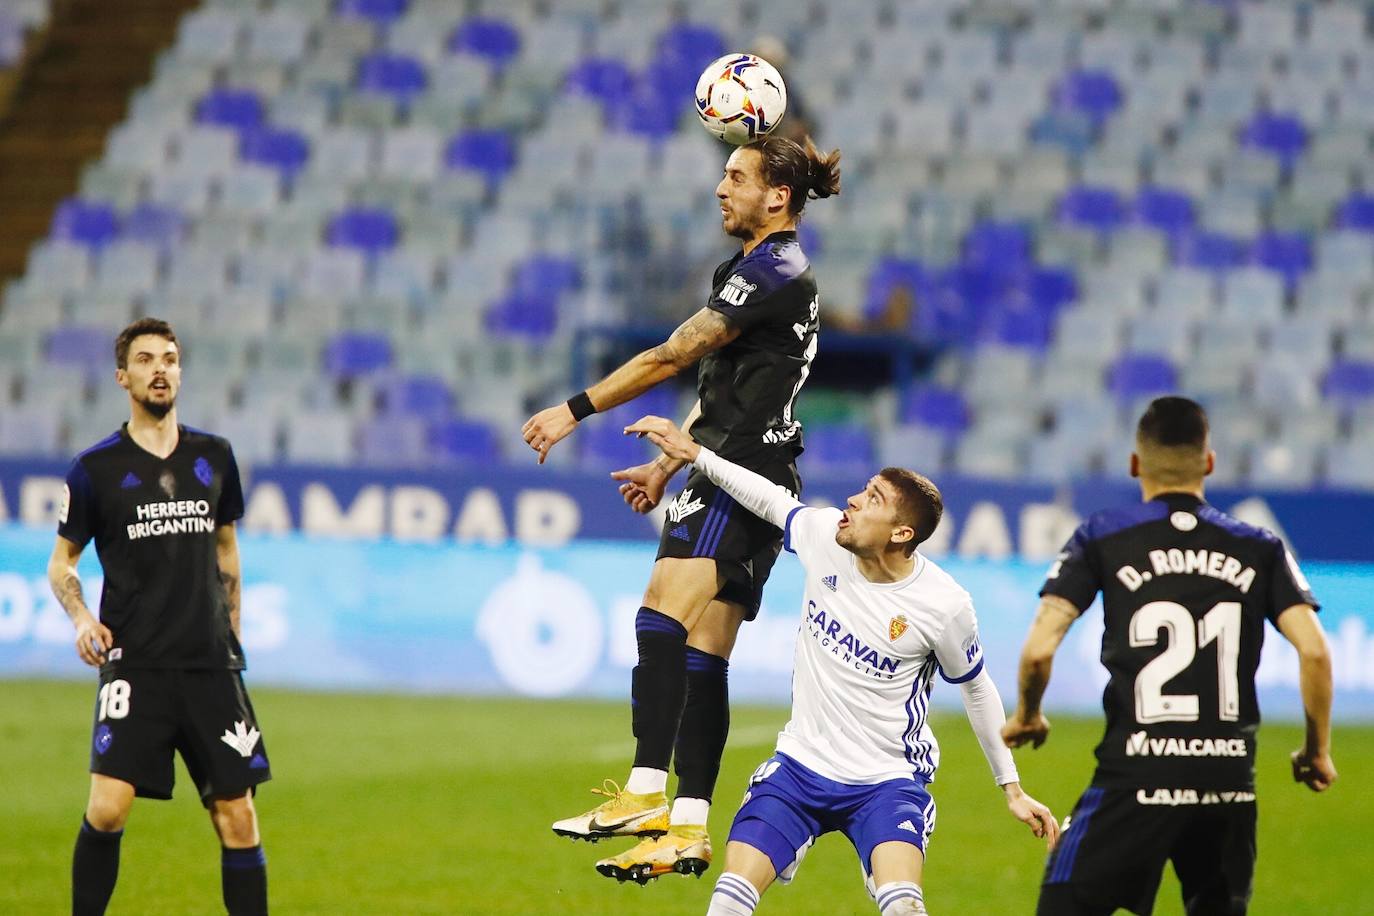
[694,53,787,145]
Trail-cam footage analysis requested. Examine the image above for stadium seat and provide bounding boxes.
[375,373,454,420]
[240,127,311,178]
[337,0,408,24]
[1108,353,1177,403]
[1251,231,1312,290]
[356,52,428,102]
[428,417,502,465]
[449,16,522,68]
[1054,69,1122,127]
[1174,231,1248,272]
[1240,111,1307,171]
[1323,360,1374,410]
[195,87,263,133]
[51,198,119,249]
[900,386,969,437]
[484,292,558,340]
[282,410,355,465]
[802,423,876,476]
[46,326,112,372]
[1335,193,1374,231]
[324,330,394,379]
[444,129,516,186]
[328,206,399,254]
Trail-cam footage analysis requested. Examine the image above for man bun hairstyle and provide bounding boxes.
[115,317,178,370]
[745,135,841,216]
[878,467,943,556]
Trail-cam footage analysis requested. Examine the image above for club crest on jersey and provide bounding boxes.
[718,274,757,306]
[194,457,213,487]
[821,574,837,592]
[666,488,706,523]
[889,615,909,641]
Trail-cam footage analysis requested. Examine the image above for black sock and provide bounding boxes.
[72,817,122,916]
[631,607,689,772]
[674,647,730,802]
[221,846,268,916]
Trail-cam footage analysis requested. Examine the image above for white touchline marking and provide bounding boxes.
[586,724,782,763]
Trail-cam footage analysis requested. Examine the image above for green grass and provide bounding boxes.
[2,680,1368,914]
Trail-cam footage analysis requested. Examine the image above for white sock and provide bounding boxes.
[670,796,710,826]
[876,880,926,915]
[707,872,760,915]
[625,767,667,795]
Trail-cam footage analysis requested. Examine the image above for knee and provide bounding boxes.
[84,798,130,833]
[210,796,260,847]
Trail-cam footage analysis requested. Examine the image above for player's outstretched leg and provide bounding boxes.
[594,823,711,884]
[551,778,670,842]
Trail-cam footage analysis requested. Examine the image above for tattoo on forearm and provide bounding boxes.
[655,309,738,367]
[57,573,89,622]
[220,570,241,632]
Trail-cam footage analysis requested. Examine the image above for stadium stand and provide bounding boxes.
[1,0,1372,490]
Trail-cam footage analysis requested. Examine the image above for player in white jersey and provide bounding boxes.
[624,416,1058,916]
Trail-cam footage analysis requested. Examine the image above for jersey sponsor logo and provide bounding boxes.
[194,457,214,487]
[889,615,909,641]
[220,720,261,758]
[822,574,837,592]
[806,601,901,677]
[120,472,141,489]
[59,484,71,524]
[761,420,802,445]
[126,499,216,540]
[1115,549,1257,594]
[718,274,757,306]
[1170,511,1198,531]
[666,488,706,524]
[93,724,114,756]
[1135,788,1256,806]
[1124,731,1249,758]
[961,633,981,664]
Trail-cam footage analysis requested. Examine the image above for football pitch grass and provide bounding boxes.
[3,680,1369,915]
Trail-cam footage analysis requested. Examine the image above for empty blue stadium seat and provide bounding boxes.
[240,127,311,178]
[324,331,394,378]
[512,254,581,299]
[1251,231,1312,289]
[1335,193,1374,231]
[336,0,408,24]
[1029,266,1078,312]
[804,423,876,476]
[1134,186,1195,238]
[195,88,264,132]
[448,17,521,67]
[429,418,501,466]
[987,307,1053,350]
[357,414,427,467]
[863,256,925,320]
[377,374,454,419]
[1108,353,1176,402]
[485,293,557,339]
[900,386,970,435]
[356,53,428,101]
[963,222,1032,273]
[1054,69,1122,126]
[1059,185,1128,232]
[445,129,515,185]
[1240,111,1307,170]
[1174,230,1247,271]
[47,326,110,369]
[52,198,119,249]
[328,207,399,253]
[565,57,635,108]
[1323,360,1374,408]
[119,203,184,249]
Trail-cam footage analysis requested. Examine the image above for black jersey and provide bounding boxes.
[1041,493,1318,792]
[691,230,820,466]
[58,425,246,671]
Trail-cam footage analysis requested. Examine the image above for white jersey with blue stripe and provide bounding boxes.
[776,505,986,785]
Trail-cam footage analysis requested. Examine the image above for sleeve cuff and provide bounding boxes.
[939,657,985,684]
[783,505,805,554]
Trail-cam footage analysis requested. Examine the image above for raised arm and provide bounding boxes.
[1276,604,1337,792]
[216,522,242,640]
[522,309,741,464]
[1001,595,1080,749]
[624,416,801,530]
[48,535,111,667]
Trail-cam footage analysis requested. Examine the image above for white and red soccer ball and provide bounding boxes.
[694,53,788,145]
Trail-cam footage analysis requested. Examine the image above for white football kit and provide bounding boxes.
[693,447,1019,788]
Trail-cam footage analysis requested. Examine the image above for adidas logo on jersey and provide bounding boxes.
[897,820,919,835]
[821,575,837,592]
[120,472,141,489]
[669,524,691,542]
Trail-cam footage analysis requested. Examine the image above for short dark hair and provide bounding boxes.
[878,467,943,555]
[115,318,179,369]
[743,135,841,216]
[1137,396,1209,449]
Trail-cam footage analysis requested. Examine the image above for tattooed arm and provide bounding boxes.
[48,536,112,667]
[522,308,741,463]
[216,523,242,640]
[1001,595,1081,750]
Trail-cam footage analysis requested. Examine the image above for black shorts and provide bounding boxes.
[89,668,271,804]
[1038,786,1257,916]
[655,460,801,620]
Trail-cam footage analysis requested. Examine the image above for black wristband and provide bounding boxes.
[567,391,597,421]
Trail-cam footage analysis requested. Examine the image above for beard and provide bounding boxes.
[723,208,762,240]
[136,392,174,419]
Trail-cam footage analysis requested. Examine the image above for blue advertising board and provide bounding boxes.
[2,525,1371,721]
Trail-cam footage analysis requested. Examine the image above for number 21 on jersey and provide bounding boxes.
[1130,601,1241,725]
